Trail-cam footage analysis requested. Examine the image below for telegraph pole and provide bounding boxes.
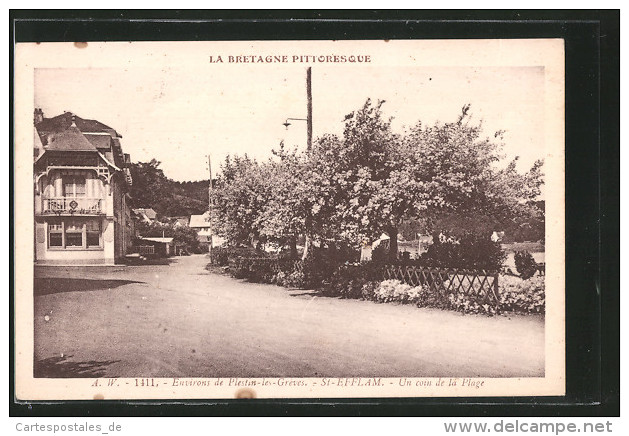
[306,66,312,151]
[208,154,213,258]
[303,67,313,258]
[282,68,313,259]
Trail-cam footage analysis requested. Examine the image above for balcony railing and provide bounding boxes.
[41,197,103,215]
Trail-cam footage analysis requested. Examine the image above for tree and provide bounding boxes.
[211,100,545,264]
[401,104,544,241]
[211,155,271,248]
[303,99,426,260]
[128,159,209,217]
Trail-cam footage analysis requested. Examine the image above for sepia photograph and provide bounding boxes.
[14,39,565,400]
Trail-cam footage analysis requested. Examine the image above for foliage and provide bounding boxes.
[447,292,499,316]
[499,275,545,314]
[211,155,271,247]
[323,263,384,299]
[273,270,306,289]
[514,250,538,279]
[211,100,544,264]
[211,245,269,266]
[228,257,277,283]
[421,231,506,270]
[128,159,209,217]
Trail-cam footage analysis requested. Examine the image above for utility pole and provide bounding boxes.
[207,154,213,259]
[306,66,312,151]
[303,67,313,258]
[282,68,313,259]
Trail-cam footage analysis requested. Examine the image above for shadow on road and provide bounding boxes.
[34,354,120,378]
[123,257,179,266]
[34,278,145,296]
[287,290,321,298]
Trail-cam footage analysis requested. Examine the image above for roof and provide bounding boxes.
[133,208,158,222]
[189,213,211,228]
[140,208,157,219]
[36,112,121,137]
[84,134,113,149]
[43,125,98,152]
[140,237,174,244]
[173,217,190,226]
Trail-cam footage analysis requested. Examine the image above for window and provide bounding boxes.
[65,220,83,246]
[63,176,86,197]
[47,219,102,249]
[48,222,63,247]
[86,220,101,247]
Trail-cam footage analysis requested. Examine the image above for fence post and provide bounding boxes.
[494,271,499,302]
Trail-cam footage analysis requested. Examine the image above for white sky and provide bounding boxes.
[35,65,545,182]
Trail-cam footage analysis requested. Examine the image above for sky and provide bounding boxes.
[35,65,545,182]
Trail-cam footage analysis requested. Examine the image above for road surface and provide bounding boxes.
[34,254,544,378]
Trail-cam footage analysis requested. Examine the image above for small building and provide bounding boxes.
[189,213,225,248]
[133,208,158,224]
[136,237,174,257]
[172,217,190,227]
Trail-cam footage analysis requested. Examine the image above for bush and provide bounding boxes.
[361,279,451,309]
[273,270,306,288]
[228,257,277,283]
[447,292,499,316]
[514,250,537,279]
[421,231,505,271]
[212,245,269,266]
[323,262,384,299]
[300,252,341,289]
[499,275,545,314]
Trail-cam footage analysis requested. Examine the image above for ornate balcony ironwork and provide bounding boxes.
[41,197,103,215]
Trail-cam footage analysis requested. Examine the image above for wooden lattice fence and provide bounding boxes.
[383,265,500,305]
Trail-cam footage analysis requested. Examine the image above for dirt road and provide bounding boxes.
[34,255,544,378]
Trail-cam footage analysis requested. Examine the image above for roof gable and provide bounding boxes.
[44,125,98,152]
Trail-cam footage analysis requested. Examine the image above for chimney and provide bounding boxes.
[70,114,77,127]
[33,108,44,125]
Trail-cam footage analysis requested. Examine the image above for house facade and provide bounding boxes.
[189,212,225,248]
[33,110,134,265]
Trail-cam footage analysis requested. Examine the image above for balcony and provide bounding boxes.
[41,197,103,216]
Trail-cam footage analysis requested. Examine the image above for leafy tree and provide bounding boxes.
[128,159,209,217]
[211,155,271,247]
[211,100,544,265]
[401,104,544,243]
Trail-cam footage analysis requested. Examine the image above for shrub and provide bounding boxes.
[514,250,537,279]
[323,263,383,299]
[421,231,505,271]
[273,270,306,288]
[499,275,545,314]
[370,279,413,303]
[447,292,499,316]
[212,245,269,266]
[301,252,342,289]
[228,257,276,283]
[361,279,451,309]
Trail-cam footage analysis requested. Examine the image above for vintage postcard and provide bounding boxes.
[14,39,564,400]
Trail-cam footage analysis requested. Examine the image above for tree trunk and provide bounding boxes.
[289,236,298,260]
[387,226,398,262]
[302,235,310,260]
